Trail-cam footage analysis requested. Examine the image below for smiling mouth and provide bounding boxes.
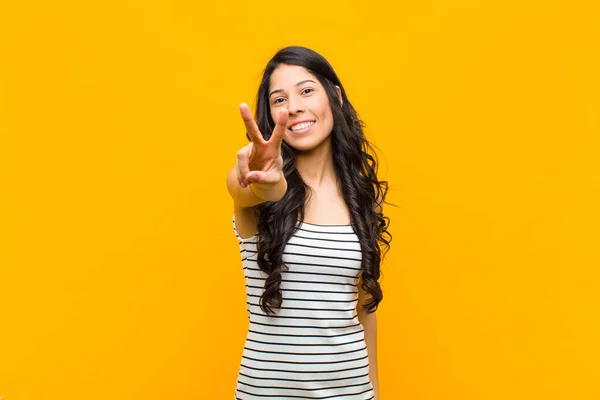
[289,121,315,133]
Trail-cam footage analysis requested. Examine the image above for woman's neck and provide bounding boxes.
[295,137,337,188]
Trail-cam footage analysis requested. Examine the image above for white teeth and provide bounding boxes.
[290,121,315,131]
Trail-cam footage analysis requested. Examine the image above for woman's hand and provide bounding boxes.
[236,103,288,188]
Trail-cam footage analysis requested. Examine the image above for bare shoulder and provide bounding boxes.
[234,206,258,239]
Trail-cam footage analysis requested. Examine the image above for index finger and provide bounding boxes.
[239,103,264,144]
[269,108,289,148]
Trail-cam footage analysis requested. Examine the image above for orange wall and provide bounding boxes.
[1,1,599,399]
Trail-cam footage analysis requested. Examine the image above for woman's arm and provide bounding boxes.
[357,279,380,400]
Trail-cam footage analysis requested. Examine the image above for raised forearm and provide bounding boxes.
[249,171,287,202]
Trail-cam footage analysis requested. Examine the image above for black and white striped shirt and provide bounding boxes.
[233,214,375,400]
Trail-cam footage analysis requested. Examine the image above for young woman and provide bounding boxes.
[227,46,391,400]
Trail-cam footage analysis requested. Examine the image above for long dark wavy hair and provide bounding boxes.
[249,46,392,315]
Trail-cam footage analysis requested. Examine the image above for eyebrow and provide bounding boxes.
[269,79,316,98]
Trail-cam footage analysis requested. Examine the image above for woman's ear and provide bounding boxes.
[335,85,343,106]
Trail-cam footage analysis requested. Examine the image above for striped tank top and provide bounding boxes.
[232,214,375,399]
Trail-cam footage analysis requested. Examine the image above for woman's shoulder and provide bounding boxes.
[232,208,258,241]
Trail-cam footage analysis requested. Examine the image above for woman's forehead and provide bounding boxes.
[269,64,318,89]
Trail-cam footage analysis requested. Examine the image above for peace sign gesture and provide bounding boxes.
[236,103,289,189]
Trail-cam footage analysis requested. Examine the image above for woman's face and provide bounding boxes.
[268,64,341,152]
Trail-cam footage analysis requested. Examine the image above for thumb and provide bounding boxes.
[246,170,280,185]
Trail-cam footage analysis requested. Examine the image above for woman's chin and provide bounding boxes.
[287,135,332,153]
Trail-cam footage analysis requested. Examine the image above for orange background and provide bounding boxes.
[1,1,599,399]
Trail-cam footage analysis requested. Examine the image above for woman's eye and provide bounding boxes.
[273,89,311,105]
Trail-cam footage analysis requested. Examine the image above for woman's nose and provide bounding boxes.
[287,96,304,114]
